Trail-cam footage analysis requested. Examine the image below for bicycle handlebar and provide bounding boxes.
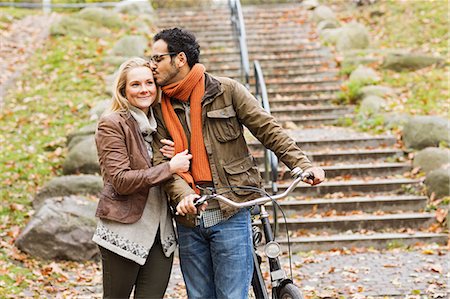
[194,167,313,208]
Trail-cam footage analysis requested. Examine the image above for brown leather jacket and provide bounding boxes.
[95,111,173,224]
[152,73,312,227]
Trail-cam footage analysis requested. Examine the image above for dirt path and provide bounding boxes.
[0,12,59,105]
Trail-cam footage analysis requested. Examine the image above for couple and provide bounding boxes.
[92,28,325,299]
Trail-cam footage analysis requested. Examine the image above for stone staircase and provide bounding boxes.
[154,3,447,251]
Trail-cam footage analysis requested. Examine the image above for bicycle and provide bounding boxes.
[194,167,313,299]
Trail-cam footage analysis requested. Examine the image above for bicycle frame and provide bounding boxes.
[194,167,311,299]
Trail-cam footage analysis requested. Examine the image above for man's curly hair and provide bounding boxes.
[154,28,200,68]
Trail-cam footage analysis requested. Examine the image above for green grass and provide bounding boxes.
[327,0,449,120]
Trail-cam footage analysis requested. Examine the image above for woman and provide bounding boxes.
[92,57,191,298]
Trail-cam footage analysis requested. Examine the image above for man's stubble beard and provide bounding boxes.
[157,61,179,87]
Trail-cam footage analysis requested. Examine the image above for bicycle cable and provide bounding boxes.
[214,185,295,281]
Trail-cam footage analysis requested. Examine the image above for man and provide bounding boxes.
[150,28,325,299]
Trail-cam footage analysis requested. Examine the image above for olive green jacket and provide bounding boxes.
[152,73,312,227]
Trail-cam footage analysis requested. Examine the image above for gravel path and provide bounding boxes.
[0,13,59,104]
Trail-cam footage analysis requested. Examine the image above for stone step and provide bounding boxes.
[206,59,336,73]
[202,43,324,56]
[277,232,448,252]
[278,115,346,126]
[257,212,436,233]
[268,95,337,107]
[265,195,427,215]
[267,84,340,96]
[264,178,420,196]
[260,162,412,180]
[270,105,351,117]
[202,51,334,65]
[248,131,397,151]
[253,148,404,164]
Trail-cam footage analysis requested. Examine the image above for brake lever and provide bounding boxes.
[193,195,210,207]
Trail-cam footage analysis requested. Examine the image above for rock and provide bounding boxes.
[312,5,336,23]
[317,19,339,32]
[34,175,103,210]
[320,27,343,44]
[382,51,446,71]
[115,0,154,15]
[77,7,123,29]
[359,95,385,115]
[50,16,107,37]
[349,65,380,83]
[403,116,450,150]
[90,99,112,121]
[111,35,148,58]
[104,73,116,96]
[302,0,320,10]
[413,147,450,174]
[360,85,395,98]
[67,123,97,149]
[16,196,99,261]
[336,21,370,51]
[425,166,450,198]
[63,135,100,175]
[382,113,410,130]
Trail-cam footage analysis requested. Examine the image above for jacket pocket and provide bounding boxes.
[223,155,261,196]
[206,105,241,142]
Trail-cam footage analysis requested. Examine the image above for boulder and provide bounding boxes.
[403,116,450,150]
[382,51,446,71]
[302,0,320,10]
[90,99,112,121]
[111,35,148,58]
[317,19,339,31]
[312,5,336,23]
[425,166,450,198]
[349,65,380,83]
[359,95,385,115]
[104,73,116,96]
[50,16,107,37]
[336,22,370,51]
[320,27,343,44]
[360,85,395,98]
[63,135,100,175]
[114,0,154,15]
[34,175,103,210]
[77,7,123,29]
[16,196,99,261]
[382,113,410,130]
[413,147,450,174]
[67,123,97,149]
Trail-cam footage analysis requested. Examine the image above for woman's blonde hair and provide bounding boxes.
[109,57,161,113]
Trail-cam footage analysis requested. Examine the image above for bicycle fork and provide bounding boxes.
[252,205,292,299]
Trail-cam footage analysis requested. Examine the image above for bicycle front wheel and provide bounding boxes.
[276,283,303,299]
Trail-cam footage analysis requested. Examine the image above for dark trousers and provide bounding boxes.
[99,235,173,299]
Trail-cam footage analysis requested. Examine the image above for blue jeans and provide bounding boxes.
[177,209,253,299]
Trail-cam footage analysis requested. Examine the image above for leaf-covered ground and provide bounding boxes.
[0,2,448,298]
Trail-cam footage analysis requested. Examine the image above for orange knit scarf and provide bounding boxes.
[161,64,212,194]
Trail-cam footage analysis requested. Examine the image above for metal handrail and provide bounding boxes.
[229,0,250,90]
[254,61,279,192]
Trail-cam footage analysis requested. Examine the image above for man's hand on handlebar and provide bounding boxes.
[303,167,325,186]
[176,194,208,216]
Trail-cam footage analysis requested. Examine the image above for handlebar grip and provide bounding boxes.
[194,195,209,207]
[303,171,315,181]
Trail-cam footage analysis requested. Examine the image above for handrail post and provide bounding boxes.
[43,0,51,13]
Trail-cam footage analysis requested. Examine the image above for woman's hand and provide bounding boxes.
[160,139,175,158]
[169,149,192,173]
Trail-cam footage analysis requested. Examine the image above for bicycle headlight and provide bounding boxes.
[264,241,281,258]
